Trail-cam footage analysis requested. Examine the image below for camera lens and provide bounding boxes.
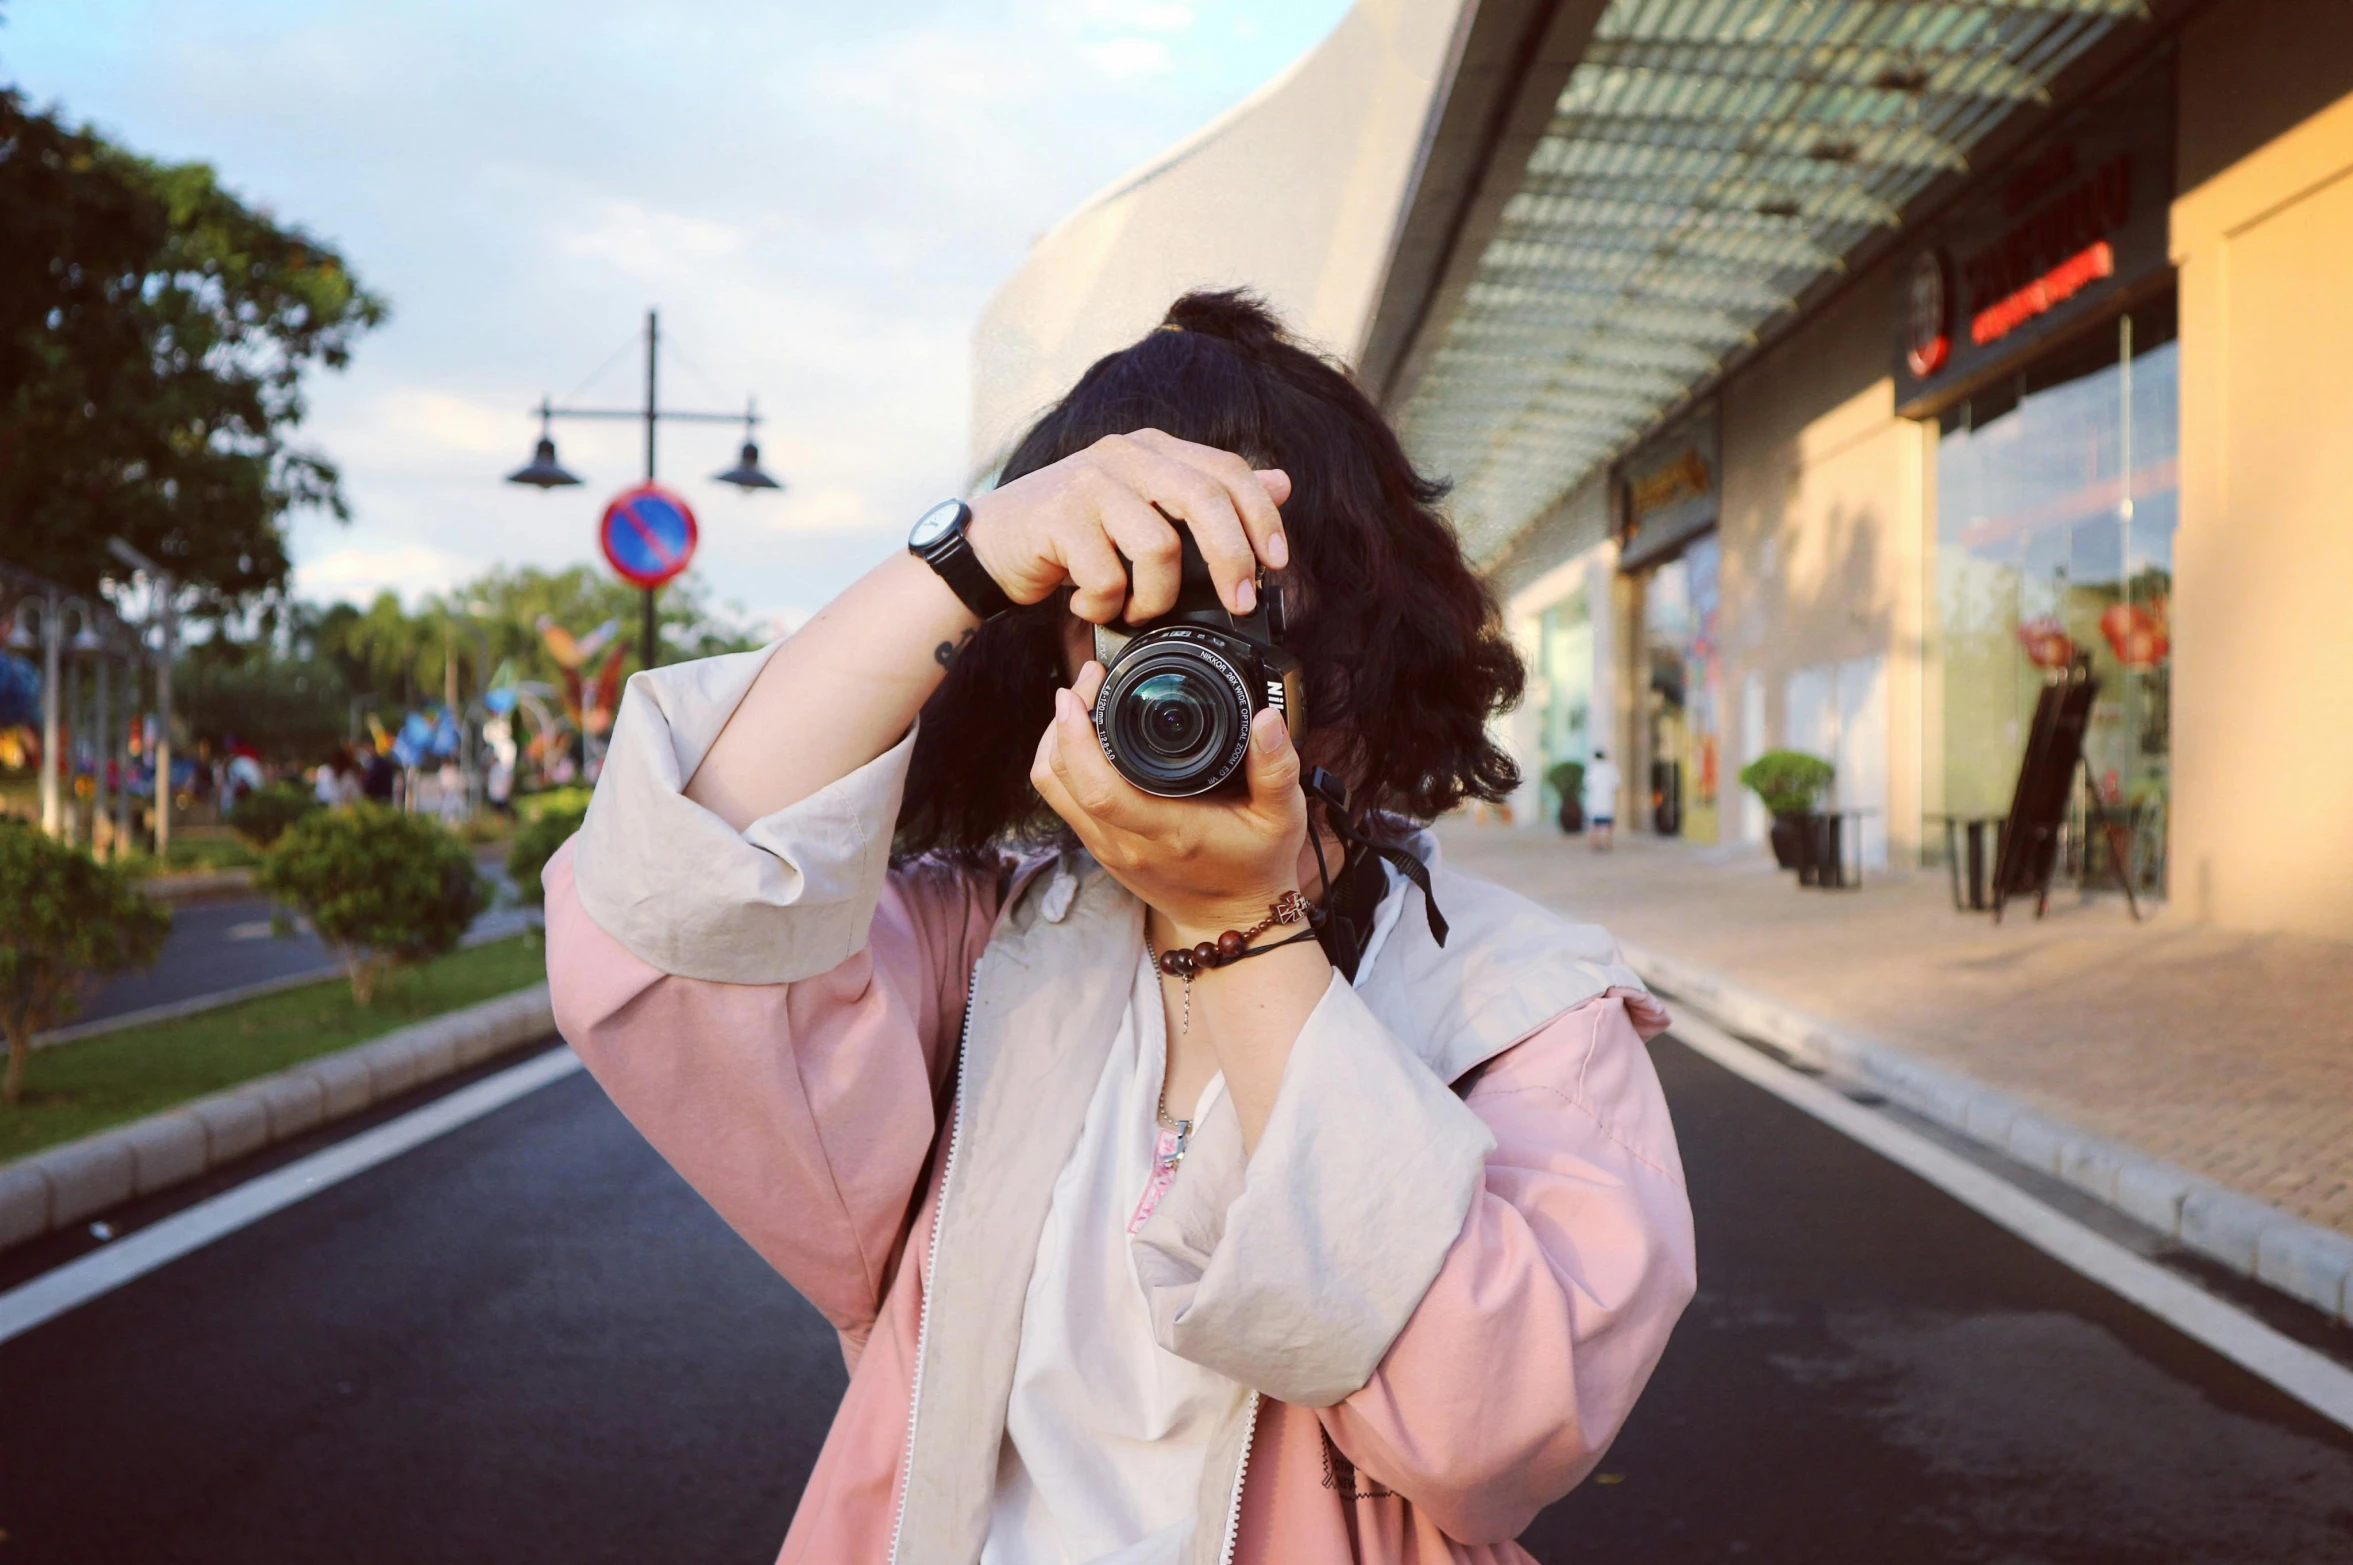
[1096,639,1251,797]
[1133,673,1211,759]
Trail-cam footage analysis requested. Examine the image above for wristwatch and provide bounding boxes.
[908,499,1016,622]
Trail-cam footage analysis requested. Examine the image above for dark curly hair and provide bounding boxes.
[895,289,1524,857]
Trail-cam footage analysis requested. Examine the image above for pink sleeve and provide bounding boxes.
[1320,994,1697,1545]
[545,841,997,1341]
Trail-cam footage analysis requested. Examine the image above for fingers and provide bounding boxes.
[1243,706,1304,816]
[1046,686,1143,828]
[1073,659,1107,707]
[1098,432,1279,617]
[1092,484,1184,623]
[1052,502,1133,625]
[1131,430,1290,574]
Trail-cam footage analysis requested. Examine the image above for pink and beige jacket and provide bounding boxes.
[545,644,1697,1565]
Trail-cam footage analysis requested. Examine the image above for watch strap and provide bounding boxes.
[911,505,1016,622]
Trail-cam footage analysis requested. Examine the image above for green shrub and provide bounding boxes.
[258,805,485,1004]
[1738,749,1835,816]
[505,802,587,913]
[227,781,320,848]
[518,786,593,823]
[0,821,172,1104]
[1544,760,1586,803]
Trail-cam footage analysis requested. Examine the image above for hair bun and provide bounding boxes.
[1159,288,1292,357]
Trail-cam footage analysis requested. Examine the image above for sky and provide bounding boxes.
[0,0,1351,633]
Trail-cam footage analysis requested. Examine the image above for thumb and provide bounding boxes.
[1244,707,1301,811]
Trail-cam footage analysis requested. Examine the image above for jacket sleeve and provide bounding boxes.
[544,645,997,1344]
[1319,994,1697,1544]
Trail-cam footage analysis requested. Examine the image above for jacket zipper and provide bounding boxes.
[1216,1392,1262,1565]
[885,957,982,1565]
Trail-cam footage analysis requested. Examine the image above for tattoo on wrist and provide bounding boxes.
[933,628,977,668]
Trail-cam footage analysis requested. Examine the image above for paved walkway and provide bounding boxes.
[1439,823,2353,1240]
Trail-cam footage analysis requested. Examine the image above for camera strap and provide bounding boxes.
[1302,767,1450,964]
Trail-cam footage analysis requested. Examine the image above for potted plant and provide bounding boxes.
[1545,760,1587,834]
[1738,750,1835,872]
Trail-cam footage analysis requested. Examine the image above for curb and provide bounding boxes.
[1621,939,2353,1325]
[0,984,556,1256]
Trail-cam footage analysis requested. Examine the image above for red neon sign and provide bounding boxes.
[1970,239,2116,347]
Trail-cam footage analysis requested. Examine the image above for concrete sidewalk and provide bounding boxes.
[1440,823,2353,1244]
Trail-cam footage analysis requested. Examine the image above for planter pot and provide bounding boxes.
[1768,812,1808,871]
[1557,798,1586,834]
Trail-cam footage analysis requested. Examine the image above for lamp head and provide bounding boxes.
[507,434,582,489]
[713,439,783,491]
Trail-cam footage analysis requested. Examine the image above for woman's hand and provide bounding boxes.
[1030,661,1307,940]
[968,430,1291,623]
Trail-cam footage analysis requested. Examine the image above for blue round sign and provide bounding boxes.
[599,484,699,588]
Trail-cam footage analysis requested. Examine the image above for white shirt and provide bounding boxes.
[1582,758,1621,819]
[980,870,1410,1565]
[981,951,1245,1565]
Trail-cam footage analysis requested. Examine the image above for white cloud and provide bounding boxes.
[1080,1,1197,30]
[1083,36,1174,78]
[296,542,475,603]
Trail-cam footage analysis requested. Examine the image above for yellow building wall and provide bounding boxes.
[1716,265,1925,863]
[2171,34,2353,937]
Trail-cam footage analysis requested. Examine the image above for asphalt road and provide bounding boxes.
[74,890,531,1029]
[4,1036,2350,1564]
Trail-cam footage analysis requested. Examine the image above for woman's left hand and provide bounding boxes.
[1030,661,1307,940]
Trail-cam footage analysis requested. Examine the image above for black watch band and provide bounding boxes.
[908,499,1016,622]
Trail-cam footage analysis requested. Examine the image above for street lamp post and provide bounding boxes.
[109,539,179,861]
[506,310,782,671]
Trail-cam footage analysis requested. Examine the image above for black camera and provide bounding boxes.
[1089,526,1302,798]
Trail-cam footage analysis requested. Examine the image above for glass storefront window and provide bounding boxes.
[1934,296,2179,892]
[1642,535,1722,841]
[1535,594,1593,818]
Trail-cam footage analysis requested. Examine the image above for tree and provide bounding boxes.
[257,807,483,1004]
[0,88,387,614]
[0,820,172,1104]
[226,781,320,848]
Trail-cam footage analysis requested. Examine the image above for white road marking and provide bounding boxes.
[1668,1008,2353,1434]
[0,1046,583,1346]
[225,920,277,941]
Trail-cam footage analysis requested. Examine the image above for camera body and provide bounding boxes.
[1090,527,1302,799]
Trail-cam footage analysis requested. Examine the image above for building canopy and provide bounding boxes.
[1390,0,2145,564]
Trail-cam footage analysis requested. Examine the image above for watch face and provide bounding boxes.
[910,499,964,550]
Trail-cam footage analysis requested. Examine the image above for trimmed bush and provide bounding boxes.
[227,780,321,848]
[1738,749,1835,817]
[259,805,485,1004]
[0,821,172,1104]
[1544,760,1587,803]
[505,802,587,914]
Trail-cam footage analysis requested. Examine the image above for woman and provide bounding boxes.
[545,291,1694,1564]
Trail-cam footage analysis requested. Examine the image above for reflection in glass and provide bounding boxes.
[1643,537,1722,842]
[1934,297,2178,891]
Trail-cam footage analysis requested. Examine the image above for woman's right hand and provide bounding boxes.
[966,429,1292,624]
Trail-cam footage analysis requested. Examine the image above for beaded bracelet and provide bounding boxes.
[1155,889,1318,1032]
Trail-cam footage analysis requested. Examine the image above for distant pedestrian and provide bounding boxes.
[1584,747,1620,852]
[486,757,515,819]
[436,759,466,825]
[313,762,341,808]
[361,750,396,804]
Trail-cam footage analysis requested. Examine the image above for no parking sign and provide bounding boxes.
[598,484,699,588]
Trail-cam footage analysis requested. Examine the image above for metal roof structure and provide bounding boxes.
[1393,0,2148,563]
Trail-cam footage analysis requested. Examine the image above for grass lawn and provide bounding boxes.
[1,933,549,1165]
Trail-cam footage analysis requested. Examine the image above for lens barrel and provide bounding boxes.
[1092,630,1255,797]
